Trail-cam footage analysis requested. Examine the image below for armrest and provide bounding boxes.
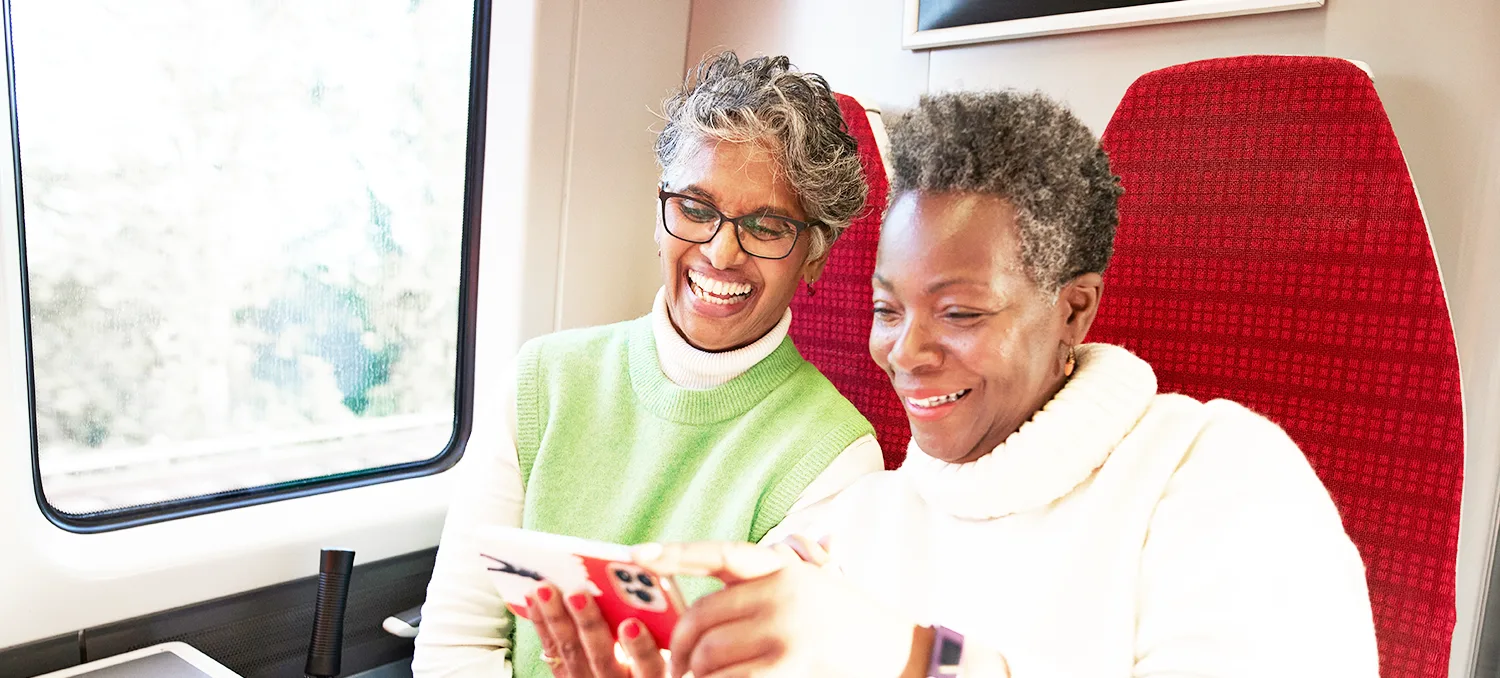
[382,605,422,639]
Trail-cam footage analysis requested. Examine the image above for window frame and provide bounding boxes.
[7,0,492,533]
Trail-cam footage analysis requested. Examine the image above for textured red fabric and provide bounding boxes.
[1094,56,1464,678]
[788,94,910,469]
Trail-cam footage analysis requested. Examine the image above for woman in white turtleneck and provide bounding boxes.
[413,53,886,678]
[625,91,1380,677]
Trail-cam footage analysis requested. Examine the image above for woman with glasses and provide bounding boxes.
[412,51,884,678]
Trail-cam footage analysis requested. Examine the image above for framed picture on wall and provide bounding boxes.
[902,0,1324,49]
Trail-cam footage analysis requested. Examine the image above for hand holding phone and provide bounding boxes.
[476,526,686,649]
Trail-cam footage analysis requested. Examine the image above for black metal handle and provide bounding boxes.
[305,548,356,678]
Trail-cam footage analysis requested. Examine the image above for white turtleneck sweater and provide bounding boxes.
[413,289,885,678]
[810,343,1379,677]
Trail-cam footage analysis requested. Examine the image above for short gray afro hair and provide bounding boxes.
[656,51,867,260]
[889,91,1123,294]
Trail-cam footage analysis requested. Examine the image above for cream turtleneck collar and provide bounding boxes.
[650,287,793,391]
[898,344,1158,520]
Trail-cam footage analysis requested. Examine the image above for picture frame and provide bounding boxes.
[902,0,1325,50]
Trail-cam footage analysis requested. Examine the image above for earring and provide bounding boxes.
[1064,345,1077,377]
[807,282,816,297]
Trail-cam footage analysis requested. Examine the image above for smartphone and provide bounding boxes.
[475,525,685,648]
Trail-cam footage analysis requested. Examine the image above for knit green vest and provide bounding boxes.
[508,316,872,678]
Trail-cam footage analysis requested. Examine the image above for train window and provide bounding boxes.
[9,0,486,528]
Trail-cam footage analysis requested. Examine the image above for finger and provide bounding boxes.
[668,579,778,678]
[617,618,666,678]
[777,536,812,564]
[528,594,570,678]
[769,542,801,566]
[536,584,593,677]
[565,591,629,678]
[781,534,829,567]
[633,542,786,583]
[816,534,843,574]
[682,616,783,678]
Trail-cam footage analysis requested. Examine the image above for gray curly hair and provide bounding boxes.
[655,51,867,260]
[888,91,1123,295]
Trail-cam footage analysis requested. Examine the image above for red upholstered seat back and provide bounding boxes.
[1094,56,1464,678]
[788,94,909,469]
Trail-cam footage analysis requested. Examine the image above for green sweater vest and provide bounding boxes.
[508,316,872,678]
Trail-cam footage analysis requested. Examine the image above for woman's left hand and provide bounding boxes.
[634,541,922,678]
[526,583,667,678]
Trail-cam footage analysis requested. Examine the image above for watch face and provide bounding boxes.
[938,634,964,665]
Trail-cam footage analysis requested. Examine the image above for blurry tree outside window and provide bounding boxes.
[14,0,475,514]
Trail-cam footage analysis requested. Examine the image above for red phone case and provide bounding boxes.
[479,527,685,649]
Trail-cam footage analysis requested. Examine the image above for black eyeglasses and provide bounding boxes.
[657,187,812,260]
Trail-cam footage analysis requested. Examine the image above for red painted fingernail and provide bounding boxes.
[623,620,641,639]
[568,593,588,611]
[537,587,553,603]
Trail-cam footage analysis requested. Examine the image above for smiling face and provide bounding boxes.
[870,191,1101,464]
[658,139,826,352]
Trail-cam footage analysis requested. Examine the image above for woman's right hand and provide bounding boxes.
[526,583,667,678]
[634,542,921,678]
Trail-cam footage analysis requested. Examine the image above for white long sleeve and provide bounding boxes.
[965,403,1378,677]
[410,373,526,678]
[1128,402,1377,677]
[414,387,881,678]
[413,298,884,677]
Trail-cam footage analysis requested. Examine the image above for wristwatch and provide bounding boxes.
[926,625,964,678]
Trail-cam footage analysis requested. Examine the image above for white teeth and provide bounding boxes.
[906,390,971,408]
[688,270,752,303]
[692,284,736,305]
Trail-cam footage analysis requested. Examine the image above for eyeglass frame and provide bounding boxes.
[656,184,817,261]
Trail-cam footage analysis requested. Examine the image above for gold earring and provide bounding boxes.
[1064,345,1077,377]
[807,281,816,297]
